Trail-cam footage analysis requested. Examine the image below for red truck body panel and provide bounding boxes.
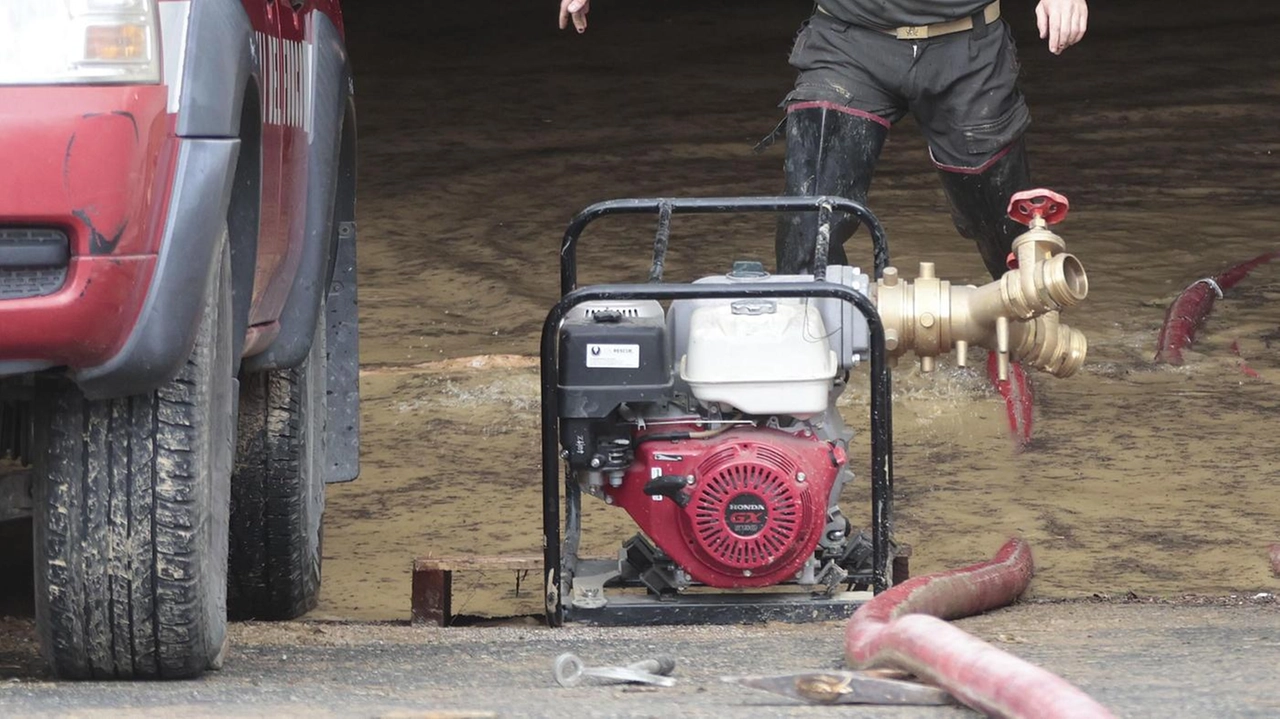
[248,0,345,332]
[0,86,175,367]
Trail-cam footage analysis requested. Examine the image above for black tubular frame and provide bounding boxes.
[558,195,892,295]
[542,196,894,627]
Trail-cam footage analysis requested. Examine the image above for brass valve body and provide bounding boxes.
[873,226,1089,379]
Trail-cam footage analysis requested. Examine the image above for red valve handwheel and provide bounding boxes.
[1007,189,1070,227]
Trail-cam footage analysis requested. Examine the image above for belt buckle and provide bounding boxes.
[896,25,927,40]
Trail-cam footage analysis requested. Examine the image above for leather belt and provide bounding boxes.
[818,1,1001,40]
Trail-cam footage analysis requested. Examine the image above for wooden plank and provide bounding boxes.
[413,555,543,573]
[410,555,547,626]
[410,554,616,626]
[893,543,912,584]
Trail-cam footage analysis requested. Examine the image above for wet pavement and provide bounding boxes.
[2,601,1280,718]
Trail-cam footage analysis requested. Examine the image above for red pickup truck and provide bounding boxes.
[0,0,359,679]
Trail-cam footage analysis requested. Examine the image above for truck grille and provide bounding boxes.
[0,228,70,300]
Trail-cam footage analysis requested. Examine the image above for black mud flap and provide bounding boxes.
[324,220,360,484]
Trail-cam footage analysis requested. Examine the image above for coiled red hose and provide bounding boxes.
[1154,251,1278,365]
[845,538,1115,718]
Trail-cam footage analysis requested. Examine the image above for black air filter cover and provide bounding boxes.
[558,310,672,419]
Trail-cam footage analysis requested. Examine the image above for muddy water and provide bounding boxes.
[314,0,1280,620]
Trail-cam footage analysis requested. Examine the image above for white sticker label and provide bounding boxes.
[586,343,640,369]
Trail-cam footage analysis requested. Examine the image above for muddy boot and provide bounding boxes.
[936,138,1033,281]
[942,140,1038,444]
[774,105,888,275]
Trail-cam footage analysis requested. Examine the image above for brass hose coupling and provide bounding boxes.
[873,190,1088,380]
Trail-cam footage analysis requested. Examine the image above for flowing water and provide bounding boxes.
[309,0,1280,620]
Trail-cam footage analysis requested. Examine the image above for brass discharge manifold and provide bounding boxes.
[873,219,1089,380]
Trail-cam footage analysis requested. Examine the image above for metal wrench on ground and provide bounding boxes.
[553,653,677,688]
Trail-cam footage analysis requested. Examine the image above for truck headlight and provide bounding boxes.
[0,0,161,85]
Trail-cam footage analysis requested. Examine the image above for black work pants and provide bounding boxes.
[784,9,1031,171]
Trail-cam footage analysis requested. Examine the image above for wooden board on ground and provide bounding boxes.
[411,555,546,626]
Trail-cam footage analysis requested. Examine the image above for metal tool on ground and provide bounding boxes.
[541,192,1091,627]
[728,670,954,706]
[553,653,677,688]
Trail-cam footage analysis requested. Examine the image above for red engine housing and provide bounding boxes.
[607,427,845,588]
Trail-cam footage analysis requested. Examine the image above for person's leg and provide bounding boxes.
[910,17,1041,441]
[936,138,1032,279]
[909,17,1033,280]
[772,14,907,275]
[774,103,888,274]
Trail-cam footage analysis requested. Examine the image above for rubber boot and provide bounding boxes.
[938,139,1038,446]
[936,138,1033,281]
[774,105,888,275]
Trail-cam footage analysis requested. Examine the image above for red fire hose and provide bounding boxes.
[988,354,1035,451]
[845,538,1115,718]
[1154,251,1278,365]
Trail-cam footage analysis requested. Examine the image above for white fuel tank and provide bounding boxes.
[679,298,837,417]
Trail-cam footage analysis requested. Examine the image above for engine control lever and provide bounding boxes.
[553,653,678,688]
[643,474,692,508]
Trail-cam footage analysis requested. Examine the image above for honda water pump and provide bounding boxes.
[542,193,1087,625]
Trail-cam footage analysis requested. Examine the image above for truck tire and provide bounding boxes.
[32,231,235,680]
[228,305,327,620]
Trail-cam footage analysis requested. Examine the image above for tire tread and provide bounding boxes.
[33,239,232,680]
[228,321,325,621]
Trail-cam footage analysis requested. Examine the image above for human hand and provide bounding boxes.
[1035,0,1087,55]
[559,0,590,33]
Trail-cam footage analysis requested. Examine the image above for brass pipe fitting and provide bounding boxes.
[967,227,1088,323]
[1008,310,1088,378]
[872,222,1089,379]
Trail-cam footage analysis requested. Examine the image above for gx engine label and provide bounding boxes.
[725,493,769,537]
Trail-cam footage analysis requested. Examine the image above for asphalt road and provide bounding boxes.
[2,599,1279,718]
